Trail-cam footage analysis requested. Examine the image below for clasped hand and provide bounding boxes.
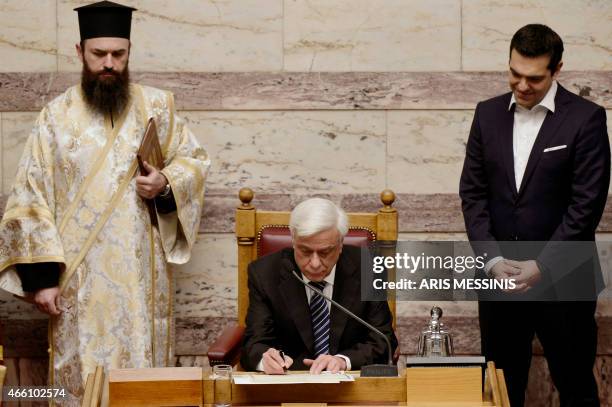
[135,161,167,199]
[490,259,542,293]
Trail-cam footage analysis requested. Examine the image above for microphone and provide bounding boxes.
[282,258,397,377]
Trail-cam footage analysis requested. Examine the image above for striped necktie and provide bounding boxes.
[309,281,330,357]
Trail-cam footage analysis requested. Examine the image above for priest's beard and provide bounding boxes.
[81,61,130,115]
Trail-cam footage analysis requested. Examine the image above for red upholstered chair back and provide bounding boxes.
[236,188,398,327]
[257,226,375,258]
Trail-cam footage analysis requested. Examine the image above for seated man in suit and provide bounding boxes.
[241,198,398,374]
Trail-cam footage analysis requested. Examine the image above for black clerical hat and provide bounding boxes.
[74,1,137,41]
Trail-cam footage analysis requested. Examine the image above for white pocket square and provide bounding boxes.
[543,145,567,153]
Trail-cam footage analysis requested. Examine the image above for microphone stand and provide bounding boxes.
[286,261,397,377]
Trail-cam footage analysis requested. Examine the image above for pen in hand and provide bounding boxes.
[279,350,288,373]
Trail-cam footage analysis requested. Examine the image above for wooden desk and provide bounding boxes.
[203,372,406,406]
[108,362,509,406]
[109,367,203,406]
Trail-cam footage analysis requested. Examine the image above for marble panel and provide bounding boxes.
[596,234,612,315]
[597,234,612,287]
[283,0,461,71]
[525,355,557,407]
[57,0,283,72]
[526,355,612,406]
[1,72,610,112]
[175,316,234,356]
[338,192,398,214]
[182,110,386,194]
[595,356,612,405]
[18,357,47,386]
[3,191,612,235]
[396,301,476,318]
[200,191,293,234]
[598,299,612,319]
[1,112,37,195]
[462,0,612,71]
[173,234,237,319]
[175,355,209,368]
[398,233,468,241]
[4,358,19,386]
[607,111,612,198]
[0,0,57,72]
[18,358,49,407]
[596,316,612,355]
[0,112,2,194]
[161,192,467,235]
[599,200,612,234]
[387,110,473,194]
[395,193,465,233]
[0,288,41,321]
[1,318,48,358]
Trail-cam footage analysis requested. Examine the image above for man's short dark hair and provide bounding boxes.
[510,24,564,72]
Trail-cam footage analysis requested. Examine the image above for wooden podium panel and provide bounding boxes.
[109,367,203,406]
[110,364,509,406]
[205,375,407,405]
[406,367,482,404]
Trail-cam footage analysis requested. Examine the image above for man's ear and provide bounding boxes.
[552,61,563,80]
[76,42,84,63]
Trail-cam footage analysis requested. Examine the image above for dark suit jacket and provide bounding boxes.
[241,245,398,371]
[459,84,610,299]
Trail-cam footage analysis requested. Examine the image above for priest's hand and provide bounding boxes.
[304,355,347,374]
[34,286,61,315]
[136,161,168,199]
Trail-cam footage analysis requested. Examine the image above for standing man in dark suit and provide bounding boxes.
[460,24,609,407]
[241,198,397,374]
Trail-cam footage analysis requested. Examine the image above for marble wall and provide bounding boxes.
[2,0,610,72]
[1,0,612,404]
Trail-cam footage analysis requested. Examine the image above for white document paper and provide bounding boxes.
[233,372,355,385]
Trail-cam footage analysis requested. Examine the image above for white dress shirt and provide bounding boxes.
[302,266,336,312]
[256,265,352,371]
[512,80,557,189]
[485,81,558,274]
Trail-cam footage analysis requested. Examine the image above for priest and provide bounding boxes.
[0,1,210,402]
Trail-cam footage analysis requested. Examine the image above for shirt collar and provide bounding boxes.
[302,265,336,287]
[508,80,557,113]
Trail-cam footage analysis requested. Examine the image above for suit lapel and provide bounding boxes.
[499,98,519,197]
[329,250,359,355]
[517,86,571,197]
[279,255,315,354]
